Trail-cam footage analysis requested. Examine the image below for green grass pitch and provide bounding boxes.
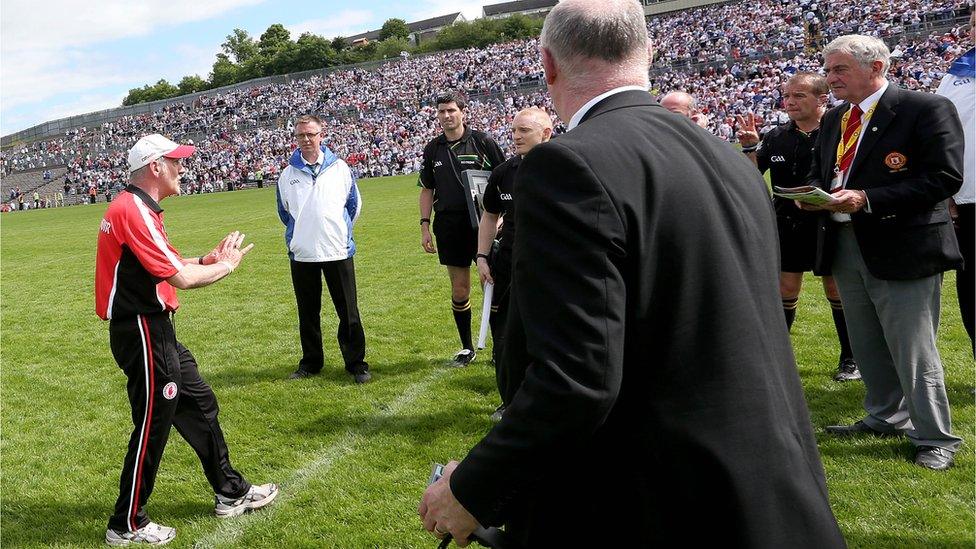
[1,175,973,547]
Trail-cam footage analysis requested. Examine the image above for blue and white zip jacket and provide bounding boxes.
[276,145,362,262]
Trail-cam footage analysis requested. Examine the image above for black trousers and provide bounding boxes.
[956,203,974,354]
[290,257,368,374]
[108,313,248,532]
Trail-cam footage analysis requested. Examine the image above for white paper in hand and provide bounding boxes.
[773,185,839,206]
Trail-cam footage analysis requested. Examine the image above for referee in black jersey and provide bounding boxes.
[419,92,506,366]
[476,107,552,421]
[737,72,860,382]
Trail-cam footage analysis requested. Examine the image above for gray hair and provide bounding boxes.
[540,0,648,65]
[823,35,891,74]
[130,165,150,184]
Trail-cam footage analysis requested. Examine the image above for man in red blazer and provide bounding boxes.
[800,35,964,471]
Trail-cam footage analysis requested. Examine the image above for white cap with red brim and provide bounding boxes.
[127,133,196,172]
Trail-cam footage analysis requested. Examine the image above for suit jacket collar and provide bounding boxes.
[848,84,902,182]
[576,89,657,127]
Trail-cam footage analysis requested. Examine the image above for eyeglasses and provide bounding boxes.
[294,132,321,140]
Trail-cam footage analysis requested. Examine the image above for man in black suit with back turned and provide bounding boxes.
[418,1,846,546]
[799,35,964,471]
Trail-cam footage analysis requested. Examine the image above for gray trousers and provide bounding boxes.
[832,225,961,451]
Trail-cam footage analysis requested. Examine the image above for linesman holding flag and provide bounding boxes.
[476,107,552,421]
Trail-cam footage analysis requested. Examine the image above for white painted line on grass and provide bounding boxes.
[192,371,439,549]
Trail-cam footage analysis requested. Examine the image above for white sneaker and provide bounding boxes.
[214,483,279,518]
[105,522,176,546]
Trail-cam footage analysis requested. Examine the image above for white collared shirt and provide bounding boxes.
[301,150,324,170]
[843,80,889,187]
[832,80,889,221]
[566,85,649,131]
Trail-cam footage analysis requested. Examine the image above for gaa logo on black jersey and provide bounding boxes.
[770,155,786,162]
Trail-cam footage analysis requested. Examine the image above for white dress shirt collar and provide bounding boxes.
[854,80,889,116]
[567,85,648,131]
[301,150,324,168]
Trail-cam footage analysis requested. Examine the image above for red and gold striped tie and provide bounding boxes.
[837,104,863,174]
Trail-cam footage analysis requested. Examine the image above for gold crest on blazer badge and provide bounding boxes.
[885,152,907,171]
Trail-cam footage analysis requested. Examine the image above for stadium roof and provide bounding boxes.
[345,13,464,43]
[483,0,558,17]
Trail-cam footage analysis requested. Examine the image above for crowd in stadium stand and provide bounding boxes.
[1,0,971,203]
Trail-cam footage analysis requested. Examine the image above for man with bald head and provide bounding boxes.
[419,1,844,546]
[660,90,709,127]
[475,107,553,422]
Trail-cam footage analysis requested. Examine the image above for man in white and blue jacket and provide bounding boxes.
[277,115,370,383]
[936,14,974,355]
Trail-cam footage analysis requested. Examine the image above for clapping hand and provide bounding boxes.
[211,231,254,270]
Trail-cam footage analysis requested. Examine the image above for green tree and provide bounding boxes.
[209,53,240,88]
[258,23,292,57]
[123,79,180,105]
[340,41,377,64]
[177,74,208,95]
[295,33,337,71]
[222,28,258,63]
[376,37,412,60]
[378,18,410,41]
[266,42,302,75]
[430,19,495,50]
[122,87,147,106]
[500,14,541,40]
[238,54,269,82]
[331,35,348,52]
[267,33,337,74]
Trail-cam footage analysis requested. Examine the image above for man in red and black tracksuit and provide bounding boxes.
[96,134,277,546]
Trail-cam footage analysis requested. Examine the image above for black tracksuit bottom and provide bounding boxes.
[107,313,249,532]
[289,257,368,375]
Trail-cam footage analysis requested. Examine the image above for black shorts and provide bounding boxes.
[433,211,477,267]
[777,215,818,273]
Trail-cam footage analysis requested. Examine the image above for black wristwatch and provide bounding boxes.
[420,218,431,225]
[476,253,490,261]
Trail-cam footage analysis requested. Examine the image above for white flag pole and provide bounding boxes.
[477,282,494,350]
